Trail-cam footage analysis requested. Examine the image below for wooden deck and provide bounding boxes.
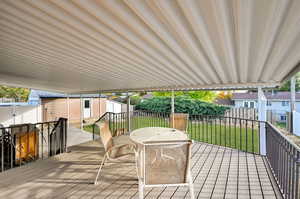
[0,140,282,199]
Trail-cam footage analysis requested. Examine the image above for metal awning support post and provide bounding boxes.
[290,76,296,134]
[98,93,101,118]
[80,94,83,130]
[127,92,131,133]
[258,87,267,155]
[67,94,70,129]
[171,90,175,128]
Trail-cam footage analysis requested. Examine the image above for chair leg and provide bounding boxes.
[188,173,195,199]
[94,155,107,185]
[138,180,144,199]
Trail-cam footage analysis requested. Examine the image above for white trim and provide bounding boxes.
[83,98,92,118]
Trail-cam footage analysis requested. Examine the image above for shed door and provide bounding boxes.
[83,99,91,118]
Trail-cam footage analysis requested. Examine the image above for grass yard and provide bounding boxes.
[84,116,260,153]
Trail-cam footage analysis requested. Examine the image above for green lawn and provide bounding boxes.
[84,116,260,153]
[275,122,287,130]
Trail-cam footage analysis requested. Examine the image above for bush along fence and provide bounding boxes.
[135,96,230,116]
[0,118,67,172]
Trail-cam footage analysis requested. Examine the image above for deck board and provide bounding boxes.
[0,140,282,199]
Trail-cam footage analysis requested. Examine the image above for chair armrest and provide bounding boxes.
[108,143,136,152]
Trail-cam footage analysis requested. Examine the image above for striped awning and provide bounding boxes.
[0,0,300,93]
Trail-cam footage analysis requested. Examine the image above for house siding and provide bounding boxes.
[41,98,106,124]
[234,99,300,113]
[92,98,107,118]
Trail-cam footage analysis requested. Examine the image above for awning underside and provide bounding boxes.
[0,0,300,93]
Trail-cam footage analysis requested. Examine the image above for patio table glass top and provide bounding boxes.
[130,127,188,144]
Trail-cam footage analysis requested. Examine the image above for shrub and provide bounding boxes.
[135,96,229,116]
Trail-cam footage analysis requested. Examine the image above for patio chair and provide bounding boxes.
[170,113,189,133]
[94,121,136,185]
[136,140,194,199]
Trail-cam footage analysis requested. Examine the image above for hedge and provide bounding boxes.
[135,96,229,116]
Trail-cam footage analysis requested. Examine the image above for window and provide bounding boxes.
[267,101,272,106]
[244,101,255,108]
[281,101,289,106]
[280,115,287,121]
[84,100,90,108]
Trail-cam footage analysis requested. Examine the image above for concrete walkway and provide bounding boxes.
[67,126,94,147]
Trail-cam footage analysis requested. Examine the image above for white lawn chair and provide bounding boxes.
[136,140,194,199]
[94,121,135,185]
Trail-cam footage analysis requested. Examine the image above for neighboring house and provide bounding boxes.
[214,98,234,106]
[141,93,153,101]
[232,91,300,122]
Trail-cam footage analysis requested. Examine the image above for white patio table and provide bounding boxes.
[130,127,191,199]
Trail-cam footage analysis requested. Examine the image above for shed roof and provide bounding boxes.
[0,1,300,93]
[29,90,105,99]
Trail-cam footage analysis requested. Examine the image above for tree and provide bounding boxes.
[0,86,30,102]
[153,91,216,102]
[153,91,184,97]
[129,95,141,105]
[278,72,300,91]
[216,91,233,100]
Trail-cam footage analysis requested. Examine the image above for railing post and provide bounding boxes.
[92,123,95,141]
[258,87,267,155]
[127,93,131,132]
[64,118,67,153]
[1,128,4,172]
[296,153,300,199]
